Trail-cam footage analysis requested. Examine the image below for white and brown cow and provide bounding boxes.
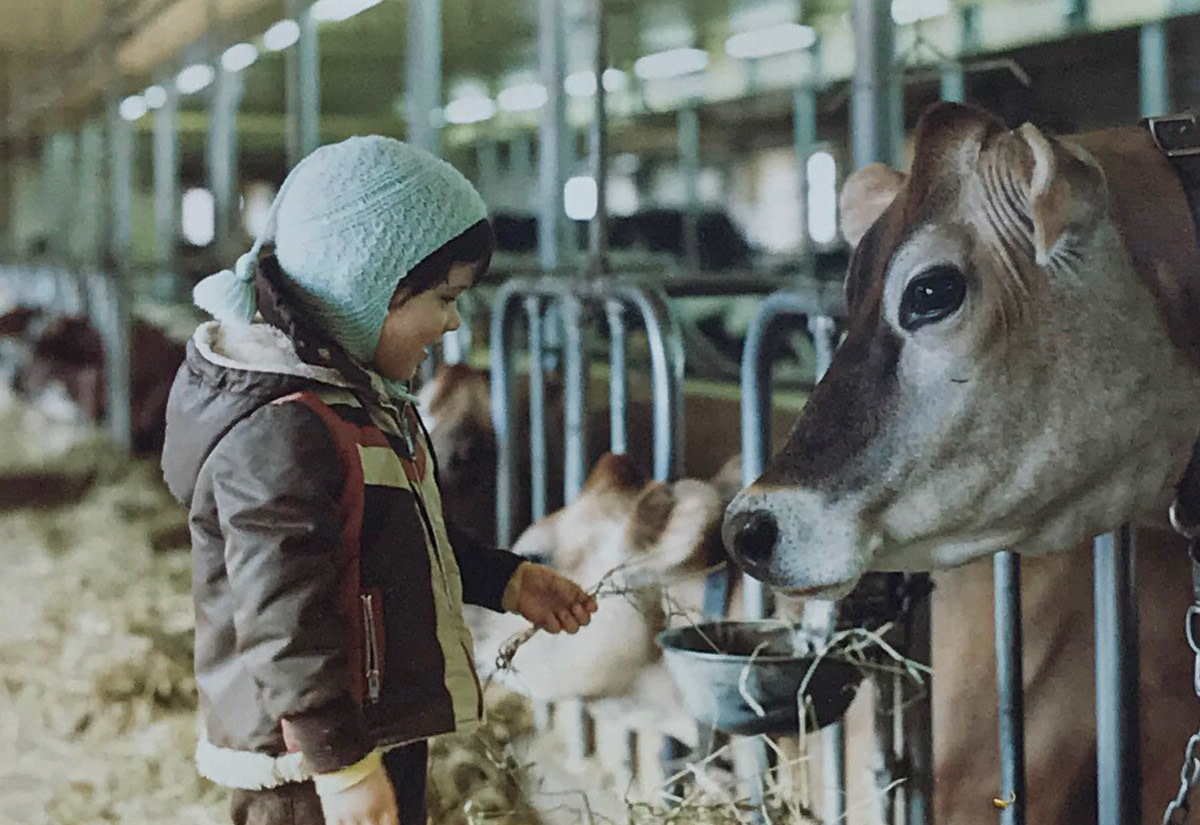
[722,101,1200,821]
[724,101,1200,595]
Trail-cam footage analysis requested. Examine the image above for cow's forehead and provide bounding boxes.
[844,104,1007,323]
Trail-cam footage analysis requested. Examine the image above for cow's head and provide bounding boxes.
[419,364,496,485]
[513,452,727,583]
[724,102,1200,598]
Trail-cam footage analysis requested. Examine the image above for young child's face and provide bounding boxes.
[373,263,474,381]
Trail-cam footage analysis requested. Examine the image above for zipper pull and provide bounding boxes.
[361,594,382,704]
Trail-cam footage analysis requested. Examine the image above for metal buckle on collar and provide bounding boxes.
[1147,113,1200,159]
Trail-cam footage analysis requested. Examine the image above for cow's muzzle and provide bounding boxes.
[722,509,780,575]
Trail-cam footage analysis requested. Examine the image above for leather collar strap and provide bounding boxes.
[1146,112,1200,246]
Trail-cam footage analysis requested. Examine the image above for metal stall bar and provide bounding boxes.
[1095,526,1141,825]
[994,551,1027,825]
[606,299,628,454]
[490,282,527,548]
[405,0,441,155]
[538,0,569,273]
[105,97,133,452]
[208,62,243,262]
[807,314,847,825]
[739,289,842,813]
[678,106,701,275]
[609,283,684,483]
[526,295,549,522]
[153,78,180,299]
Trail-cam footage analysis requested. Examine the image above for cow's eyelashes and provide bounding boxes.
[899,265,967,332]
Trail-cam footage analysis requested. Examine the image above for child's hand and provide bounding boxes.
[316,762,400,825]
[512,564,598,633]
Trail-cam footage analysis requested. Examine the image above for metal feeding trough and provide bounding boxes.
[657,620,863,736]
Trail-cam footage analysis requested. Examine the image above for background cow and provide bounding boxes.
[0,307,186,453]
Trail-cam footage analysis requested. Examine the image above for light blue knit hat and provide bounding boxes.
[194,136,488,363]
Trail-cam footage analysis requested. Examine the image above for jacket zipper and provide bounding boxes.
[360,593,382,703]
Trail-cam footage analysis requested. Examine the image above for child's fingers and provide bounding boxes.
[571,603,592,625]
[557,610,581,634]
[542,612,563,633]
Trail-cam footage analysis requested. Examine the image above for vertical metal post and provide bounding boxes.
[153,79,180,298]
[405,0,441,154]
[1139,21,1170,119]
[298,7,320,156]
[994,551,1027,825]
[561,292,588,503]
[476,139,500,203]
[490,286,523,546]
[940,65,965,105]
[525,296,549,522]
[76,122,106,265]
[1065,0,1088,32]
[587,0,608,274]
[538,0,568,272]
[616,286,684,482]
[606,299,627,455]
[43,132,75,261]
[286,0,320,164]
[105,95,133,452]
[850,0,899,170]
[208,64,243,261]
[793,86,817,270]
[1094,525,1141,825]
[677,105,700,274]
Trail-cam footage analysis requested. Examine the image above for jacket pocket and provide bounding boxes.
[360,589,385,704]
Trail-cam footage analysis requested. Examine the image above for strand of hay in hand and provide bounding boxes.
[486,561,731,685]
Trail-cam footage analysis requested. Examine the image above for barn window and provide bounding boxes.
[564,176,598,221]
[806,150,838,247]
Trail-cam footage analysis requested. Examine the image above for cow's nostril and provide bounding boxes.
[728,510,779,564]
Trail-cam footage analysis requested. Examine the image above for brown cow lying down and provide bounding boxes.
[0,307,186,453]
[476,452,1193,824]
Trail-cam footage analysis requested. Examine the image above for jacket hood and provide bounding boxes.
[161,321,361,505]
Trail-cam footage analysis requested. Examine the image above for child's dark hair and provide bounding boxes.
[398,218,494,300]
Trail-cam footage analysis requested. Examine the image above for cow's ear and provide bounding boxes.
[584,452,648,494]
[840,163,907,250]
[1015,122,1107,266]
[630,480,723,573]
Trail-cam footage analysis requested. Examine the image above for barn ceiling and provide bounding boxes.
[0,0,1193,149]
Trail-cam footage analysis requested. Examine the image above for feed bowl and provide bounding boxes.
[657,620,863,736]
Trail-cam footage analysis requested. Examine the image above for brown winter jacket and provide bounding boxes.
[161,266,523,790]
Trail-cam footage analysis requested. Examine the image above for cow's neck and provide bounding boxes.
[1074,125,1200,373]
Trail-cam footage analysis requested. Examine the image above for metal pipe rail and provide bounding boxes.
[737,289,851,823]
[489,274,686,545]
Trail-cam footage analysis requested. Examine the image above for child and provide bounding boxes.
[161,136,598,825]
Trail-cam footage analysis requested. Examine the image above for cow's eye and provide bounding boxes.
[899,266,966,331]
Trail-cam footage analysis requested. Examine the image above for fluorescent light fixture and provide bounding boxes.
[725,23,817,59]
[497,83,547,112]
[176,63,216,95]
[182,188,216,247]
[634,48,709,81]
[310,0,382,23]
[891,0,951,25]
[143,85,168,109]
[565,68,629,97]
[443,96,496,125]
[221,42,259,73]
[118,95,148,121]
[263,19,300,51]
[564,176,598,221]
[565,70,597,97]
[602,68,628,92]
